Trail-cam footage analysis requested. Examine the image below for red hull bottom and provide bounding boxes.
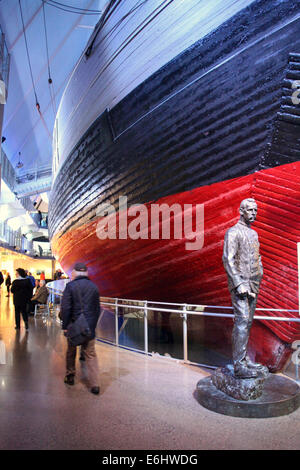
[52,162,300,371]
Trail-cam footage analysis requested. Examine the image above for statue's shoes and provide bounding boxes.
[234,363,259,379]
[245,357,269,373]
[245,359,264,369]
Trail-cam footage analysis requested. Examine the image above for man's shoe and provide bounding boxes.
[64,375,75,385]
[245,357,269,377]
[245,356,265,369]
[246,356,269,372]
[90,386,100,395]
[234,362,259,379]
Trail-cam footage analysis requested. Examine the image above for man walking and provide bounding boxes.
[223,198,265,379]
[61,262,101,394]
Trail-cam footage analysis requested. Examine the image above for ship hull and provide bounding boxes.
[51,161,300,370]
[49,0,300,370]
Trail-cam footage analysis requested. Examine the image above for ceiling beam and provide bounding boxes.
[8,3,43,53]
[3,0,98,142]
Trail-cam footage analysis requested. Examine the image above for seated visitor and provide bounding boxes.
[31,280,49,311]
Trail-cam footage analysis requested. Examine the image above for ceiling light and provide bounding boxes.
[16,152,23,169]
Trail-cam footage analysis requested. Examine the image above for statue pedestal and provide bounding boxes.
[196,367,300,418]
[211,365,268,401]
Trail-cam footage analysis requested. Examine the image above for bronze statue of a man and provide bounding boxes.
[223,198,265,379]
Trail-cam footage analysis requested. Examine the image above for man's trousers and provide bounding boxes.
[14,303,28,329]
[231,291,257,366]
[66,338,99,388]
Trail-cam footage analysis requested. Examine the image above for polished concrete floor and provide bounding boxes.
[0,288,300,450]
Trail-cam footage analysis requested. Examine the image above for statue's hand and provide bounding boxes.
[236,284,257,299]
[236,284,248,297]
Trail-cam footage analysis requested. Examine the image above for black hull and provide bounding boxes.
[49,0,300,240]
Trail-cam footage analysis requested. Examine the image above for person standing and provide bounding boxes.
[54,269,63,281]
[26,271,35,314]
[5,273,11,297]
[0,270,4,290]
[27,272,36,289]
[10,268,33,330]
[223,198,265,378]
[61,263,101,394]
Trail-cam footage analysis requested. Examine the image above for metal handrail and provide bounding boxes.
[100,296,299,312]
[99,301,300,322]
[47,286,300,322]
[46,285,300,378]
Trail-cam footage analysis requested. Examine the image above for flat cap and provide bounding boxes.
[73,262,87,272]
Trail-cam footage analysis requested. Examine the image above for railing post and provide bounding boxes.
[182,304,188,363]
[115,298,119,346]
[144,301,148,355]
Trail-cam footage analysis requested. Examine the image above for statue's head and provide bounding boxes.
[239,198,257,225]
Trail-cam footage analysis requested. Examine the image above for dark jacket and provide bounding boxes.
[28,275,36,288]
[0,271,3,285]
[61,276,100,339]
[223,220,263,294]
[11,278,33,306]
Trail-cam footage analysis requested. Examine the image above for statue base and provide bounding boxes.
[211,365,269,401]
[196,370,300,418]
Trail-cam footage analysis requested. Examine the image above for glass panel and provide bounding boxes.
[97,306,117,344]
[147,309,183,360]
[97,300,146,351]
[187,312,233,367]
[48,291,62,318]
[118,301,145,352]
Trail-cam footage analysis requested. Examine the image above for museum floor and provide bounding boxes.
[0,289,299,451]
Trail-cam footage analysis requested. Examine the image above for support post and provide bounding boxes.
[115,298,119,346]
[144,301,148,355]
[182,304,188,362]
